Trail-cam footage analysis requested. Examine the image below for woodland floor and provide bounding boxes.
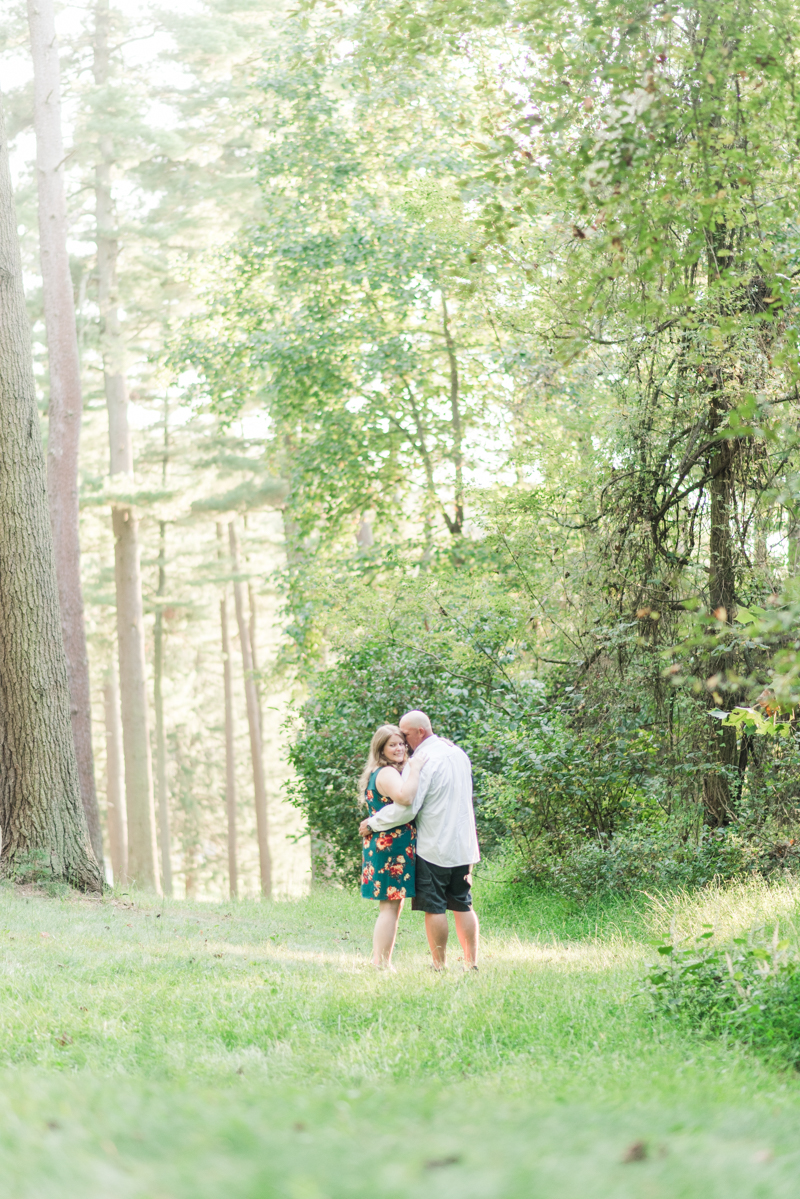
[1,870,800,1197]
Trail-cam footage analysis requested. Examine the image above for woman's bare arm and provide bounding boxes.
[375,753,427,807]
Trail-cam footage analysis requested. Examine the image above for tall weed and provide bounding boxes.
[644,922,800,1068]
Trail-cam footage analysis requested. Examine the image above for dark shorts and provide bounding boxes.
[411,856,473,914]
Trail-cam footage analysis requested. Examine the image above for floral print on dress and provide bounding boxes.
[360,767,416,900]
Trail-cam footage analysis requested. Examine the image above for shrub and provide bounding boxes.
[644,924,800,1068]
[481,717,661,847]
[517,825,776,903]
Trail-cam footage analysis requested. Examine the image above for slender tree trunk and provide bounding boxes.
[103,660,127,884]
[440,291,464,536]
[218,523,237,900]
[0,91,102,890]
[153,520,172,895]
[27,0,103,866]
[113,508,159,888]
[173,734,198,900]
[93,0,159,891]
[247,580,263,736]
[154,397,171,892]
[788,518,800,577]
[229,521,271,897]
[703,398,738,827]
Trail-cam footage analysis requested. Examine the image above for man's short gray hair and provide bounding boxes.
[399,710,432,732]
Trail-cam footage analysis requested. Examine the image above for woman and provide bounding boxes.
[358,724,426,969]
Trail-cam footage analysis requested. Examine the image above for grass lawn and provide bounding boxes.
[1,869,800,1197]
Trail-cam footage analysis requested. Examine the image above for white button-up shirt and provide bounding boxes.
[366,734,480,867]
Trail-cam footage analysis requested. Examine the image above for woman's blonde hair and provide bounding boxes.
[358,724,406,803]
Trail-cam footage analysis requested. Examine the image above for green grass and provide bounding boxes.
[2,869,800,1197]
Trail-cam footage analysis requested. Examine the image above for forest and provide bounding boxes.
[4,0,800,899]
[3,1,800,1196]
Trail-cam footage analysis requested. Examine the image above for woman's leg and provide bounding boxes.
[372,898,404,967]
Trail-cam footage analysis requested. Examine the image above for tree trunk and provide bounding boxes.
[173,733,198,900]
[440,291,464,536]
[788,518,800,577]
[703,403,738,827]
[218,523,237,900]
[102,660,127,884]
[93,0,160,892]
[0,90,102,891]
[153,520,172,896]
[248,580,263,736]
[27,0,104,866]
[113,507,160,889]
[229,521,271,897]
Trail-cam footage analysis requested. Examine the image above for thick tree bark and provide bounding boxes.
[153,520,172,896]
[102,660,127,884]
[0,91,102,891]
[229,521,271,897]
[93,0,160,891]
[218,523,238,899]
[27,0,103,866]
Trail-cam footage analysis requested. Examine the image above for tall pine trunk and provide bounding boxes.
[229,521,271,897]
[218,524,237,899]
[153,520,172,895]
[27,0,103,866]
[248,581,263,736]
[103,660,127,884]
[93,0,159,891]
[0,90,102,891]
[153,399,172,893]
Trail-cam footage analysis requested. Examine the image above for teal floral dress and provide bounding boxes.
[361,768,416,900]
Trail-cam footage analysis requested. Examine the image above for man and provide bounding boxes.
[359,710,480,969]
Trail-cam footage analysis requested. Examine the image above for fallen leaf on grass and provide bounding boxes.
[40,932,52,939]
[622,1141,648,1163]
[56,1035,73,1047]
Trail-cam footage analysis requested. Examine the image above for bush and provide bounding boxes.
[644,924,800,1068]
[518,825,777,903]
[481,716,662,847]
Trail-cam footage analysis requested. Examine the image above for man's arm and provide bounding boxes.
[366,758,436,831]
[364,801,414,832]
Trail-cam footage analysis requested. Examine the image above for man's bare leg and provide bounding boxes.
[372,899,403,967]
[425,912,449,969]
[454,909,479,968]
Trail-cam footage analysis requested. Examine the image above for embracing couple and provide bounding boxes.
[357,710,480,971]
